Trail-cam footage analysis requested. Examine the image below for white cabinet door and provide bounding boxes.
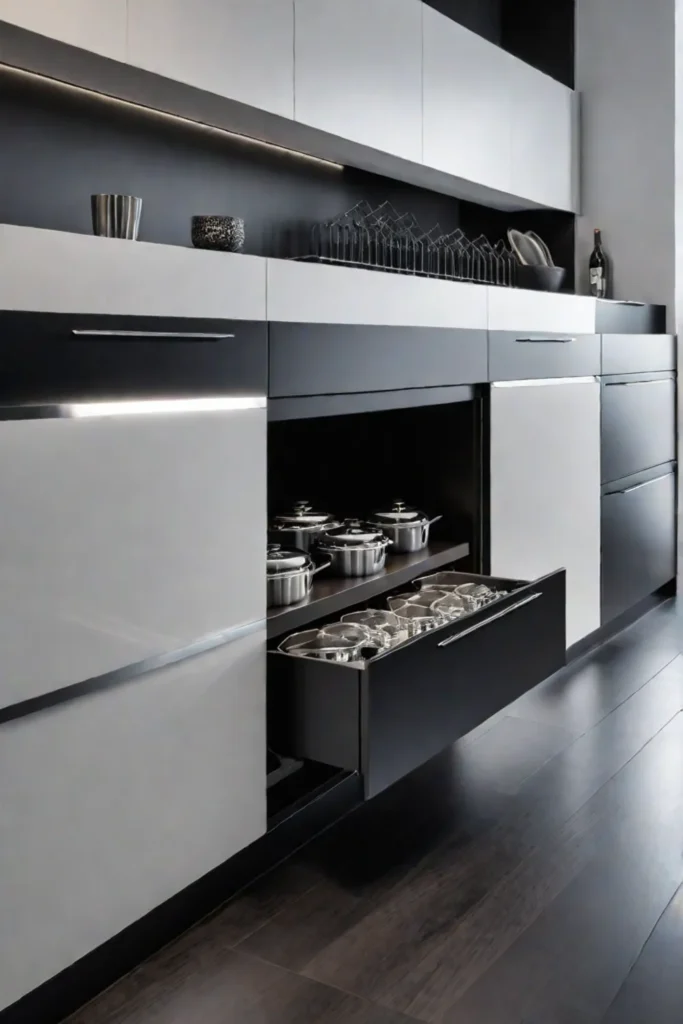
[0,405,266,711]
[127,0,294,119]
[490,379,601,647]
[294,0,423,163]
[0,0,126,60]
[509,57,576,211]
[423,6,512,194]
[0,628,266,1012]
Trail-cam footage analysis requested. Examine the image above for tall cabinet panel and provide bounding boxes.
[294,0,423,162]
[490,379,601,647]
[423,6,512,194]
[127,0,295,118]
[0,0,127,60]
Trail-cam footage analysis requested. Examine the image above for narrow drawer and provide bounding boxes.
[596,300,666,335]
[601,468,676,625]
[0,312,267,404]
[269,323,487,397]
[601,375,675,483]
[269,567,566,799]
[488,331,600,381]
[601,334,676,375]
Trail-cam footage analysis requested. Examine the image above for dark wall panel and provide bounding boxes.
[423,0,501,44]
[0,72,461,259]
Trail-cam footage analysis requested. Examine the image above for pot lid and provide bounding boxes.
[272,501,337,529]
[368,500,429,527]
[319,518,387,548]
[266,543,313,576]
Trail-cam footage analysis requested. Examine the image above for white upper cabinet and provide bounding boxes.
[509,57,576,211]
[0,0,126,60]
[294,0,423,163]
[423,6,512,194]
[127,0,295,119]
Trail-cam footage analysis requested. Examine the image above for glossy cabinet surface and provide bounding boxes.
[423,7,511,194]
[294,0,422,162]
[490,378,601,647]
[601,376,676,484]
[489,332,600,381]
[0,0,126,59]
[602,469,676,624]
[127,0,295,118]
[0,629,266,1012]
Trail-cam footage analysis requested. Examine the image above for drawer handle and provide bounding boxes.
[71,329,234,340]
[605,379,671,387]
[515,338,575,344]
[614,473,673,495]
[614,301,645,307]
[437,592,541,648]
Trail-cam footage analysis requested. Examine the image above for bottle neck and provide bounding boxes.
[594,230,603,248]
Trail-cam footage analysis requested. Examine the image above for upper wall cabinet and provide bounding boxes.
[127,0,295,119]
[0,0,126,60]
[294,0,423,163]
[423,7,512,194]
[508,58,575,211]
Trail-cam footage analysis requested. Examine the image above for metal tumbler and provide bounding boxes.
[91,194,143,240]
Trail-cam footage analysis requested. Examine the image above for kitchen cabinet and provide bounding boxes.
[508,57,576,211]
[127,0,294,119]
[490,378,601,647]
[601,375,676,484]
[0,628,266,1013]
[0,0,126,60]
[423,6,512,194]
[602,468,676,624]
[294,0,423,163]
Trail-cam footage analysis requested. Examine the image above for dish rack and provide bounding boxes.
[292,201,518,287]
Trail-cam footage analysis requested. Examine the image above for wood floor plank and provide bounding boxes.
[602,885,683,1024]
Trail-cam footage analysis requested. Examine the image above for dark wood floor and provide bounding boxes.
[69,600,683,1024]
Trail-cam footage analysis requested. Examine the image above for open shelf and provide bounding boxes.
[266,539,470,639]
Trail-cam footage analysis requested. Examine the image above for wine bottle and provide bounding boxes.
[589,228,609,298]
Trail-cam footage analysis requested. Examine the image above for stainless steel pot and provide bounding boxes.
[316,519,392,578]
[277,627,368,662]
[270,501,340,552]
[266,543,329,608]
[367,501,443,553]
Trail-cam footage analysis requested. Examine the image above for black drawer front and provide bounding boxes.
[596,301,666,335]
[601,469,676,624]
[270,568,566,799]
[601,334,676,375]
[269,323,487,397]
[601,375,675,484]
[488,332,600,381]
[0,312,267,403]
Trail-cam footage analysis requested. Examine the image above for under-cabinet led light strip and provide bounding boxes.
[67,396,266,418]
[0,63,345,170]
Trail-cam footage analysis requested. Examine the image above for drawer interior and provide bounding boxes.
[268,563,566,798]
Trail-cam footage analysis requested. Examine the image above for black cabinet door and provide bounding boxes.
[601,469,676,624]
[488,331,600,381]
[601,376,675,484]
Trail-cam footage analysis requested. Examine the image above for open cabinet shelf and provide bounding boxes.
[266,540,470,639]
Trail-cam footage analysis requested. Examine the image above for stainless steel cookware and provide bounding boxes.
[91,194,143,240]
[266,543,329,608]
[270,501,340,552]
[387,591,449,634]
[277,627,368,662]
[341,609,410,647]
[316,519,392,577]
[367,500,443,553]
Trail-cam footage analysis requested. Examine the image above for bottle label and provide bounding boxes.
[590,268,606,297]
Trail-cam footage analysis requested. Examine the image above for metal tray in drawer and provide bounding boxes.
[601,374,675,484]
[489,331,600,381]
[269,567,566,799]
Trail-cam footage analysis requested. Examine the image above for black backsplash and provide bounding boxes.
[0,73,462,259]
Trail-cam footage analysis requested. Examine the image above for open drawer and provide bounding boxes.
[269,567,566,799]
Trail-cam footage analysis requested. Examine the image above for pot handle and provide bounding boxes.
[427,515,443,527]
[312,560,331,576]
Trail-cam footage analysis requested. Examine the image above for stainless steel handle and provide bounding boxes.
[614,301,645,307]
[71,329,235,339]
[427,515,444,527]
[605,379,671,387]
[311,560,331,576]
[437,592,541,648]
[614,473,673,496]
[515,338,575,344]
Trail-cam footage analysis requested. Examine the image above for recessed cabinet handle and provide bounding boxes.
[71,329,234,340]
[605,380,671,387]
[515,338,575,344]
[614,301,646,307]
[437,592,541,648]
[614,473,673,495]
